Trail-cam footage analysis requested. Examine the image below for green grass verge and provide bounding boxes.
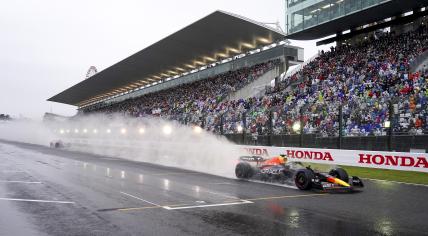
[340,165,428,185]
[300,162,428,185]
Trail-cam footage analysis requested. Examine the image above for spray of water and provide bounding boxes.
[0,115,243,178]
[0,119,57,146]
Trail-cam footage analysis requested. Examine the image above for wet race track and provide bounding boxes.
[0,140,427,236]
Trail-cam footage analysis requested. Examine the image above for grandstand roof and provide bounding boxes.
[48,10,285,107]
[286,0,427,40]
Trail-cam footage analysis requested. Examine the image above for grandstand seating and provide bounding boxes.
[84,60,281,117]
[85,25,428,137]
[236,25,428,137]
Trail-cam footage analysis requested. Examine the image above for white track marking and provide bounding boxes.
[210,182,237,185]
[200,189,241,200]
[163,200,253,210]
[0,198,74,204]
[120,192,161,207]
[246,179,298,189]
[148,172,201,176]
[364,178,428,187]
[0,180,42,184]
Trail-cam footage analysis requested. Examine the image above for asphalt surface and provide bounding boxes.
[0,140,427,236]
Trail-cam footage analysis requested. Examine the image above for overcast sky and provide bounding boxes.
[0,0,331,119]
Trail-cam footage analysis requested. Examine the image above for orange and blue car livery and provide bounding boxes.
[235,155,364,192]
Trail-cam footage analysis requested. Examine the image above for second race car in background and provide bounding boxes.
[235,155,364,192]
[49,140,70,149]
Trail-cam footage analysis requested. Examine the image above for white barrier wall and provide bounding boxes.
[63,137,428,173]
[241,145,428,173]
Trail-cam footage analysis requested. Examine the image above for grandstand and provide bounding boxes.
[49,5,428,152]
[49,11,303,108]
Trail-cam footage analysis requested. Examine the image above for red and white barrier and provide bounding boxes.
[241,145,428,173]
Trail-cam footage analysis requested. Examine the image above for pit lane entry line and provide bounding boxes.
[116,204,190,212]
[113,193,327,212]
[0,198,75,204]
[119,191,252,210]
[163,194,328,210]
[162,200,253,210]
[244,193,328,201]
[0,180,42,184]
[120,191,162,207]
[147,172,202,176]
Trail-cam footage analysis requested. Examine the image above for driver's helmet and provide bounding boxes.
[276,154,288,164]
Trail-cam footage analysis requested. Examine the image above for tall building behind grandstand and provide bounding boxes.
[286,0,394,37]
[286,0,427,43]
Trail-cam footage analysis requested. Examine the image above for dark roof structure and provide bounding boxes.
[48,10,285,106]
[286,0,427,40]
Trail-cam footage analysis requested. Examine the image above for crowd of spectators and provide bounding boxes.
[84,60,281,118]
[198,25,428,137]
[85,25,428,137]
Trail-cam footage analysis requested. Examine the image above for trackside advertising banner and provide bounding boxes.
[241,145,428,173]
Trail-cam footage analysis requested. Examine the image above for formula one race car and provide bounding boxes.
[235,155,364,191]
[49,140,69,149]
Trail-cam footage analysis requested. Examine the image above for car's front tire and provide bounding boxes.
[294,169,314,190]
[329,168,349,182]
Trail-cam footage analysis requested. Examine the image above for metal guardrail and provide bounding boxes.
[173,96,428,153]
[224,133,428,153]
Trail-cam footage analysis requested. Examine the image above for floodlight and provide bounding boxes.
[193,126,202,134]
[162,125,172,135]
[292,122,301,132]
[384,121,391,128]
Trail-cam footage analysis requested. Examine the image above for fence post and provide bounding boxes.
[299,108,304,147]
[242,112,247,144]
[388,100,394,151]
[201,115,205,129]
[220,114,224,135]
[338,103,343,149]
[268,110,273,146]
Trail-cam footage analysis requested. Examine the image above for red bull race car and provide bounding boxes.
[235,155,364,192]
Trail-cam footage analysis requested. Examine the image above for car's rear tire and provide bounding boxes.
[294,169,314,190]
[235,162,253,179]
[329,168,349,182]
